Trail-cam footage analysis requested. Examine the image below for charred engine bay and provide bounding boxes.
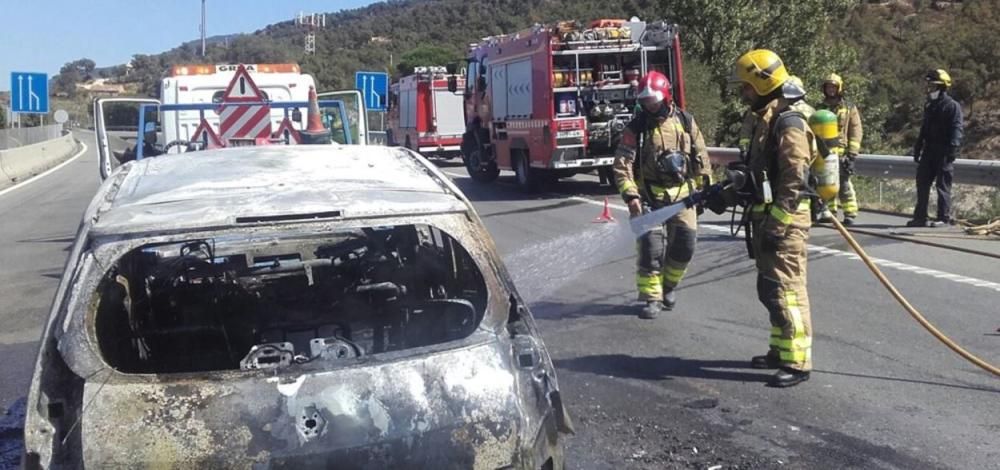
[94,224,488,374]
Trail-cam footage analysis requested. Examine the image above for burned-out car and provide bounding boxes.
[23,145,573,469]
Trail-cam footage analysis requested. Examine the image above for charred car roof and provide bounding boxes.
[87,145,469,236]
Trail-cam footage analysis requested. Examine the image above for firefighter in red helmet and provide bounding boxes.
[613,71,711,318]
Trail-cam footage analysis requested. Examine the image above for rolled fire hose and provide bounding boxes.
[827,216,1000,377]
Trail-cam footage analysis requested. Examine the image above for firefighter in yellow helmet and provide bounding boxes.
[817,73,863,225]
[738,76,812,157]
[613,71,711,319]
[729,50,814,387]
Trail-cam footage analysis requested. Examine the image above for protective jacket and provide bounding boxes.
[914,92,963,161]
[613,106,711,208]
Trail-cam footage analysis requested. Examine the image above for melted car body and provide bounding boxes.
[23,145,571,469]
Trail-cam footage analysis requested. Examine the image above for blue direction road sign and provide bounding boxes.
[355,71,388,111]
[10,72,49,114]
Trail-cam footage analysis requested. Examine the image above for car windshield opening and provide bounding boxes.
[94,224,488,373]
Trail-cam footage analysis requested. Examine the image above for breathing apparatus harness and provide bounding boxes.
[635,104,707,211]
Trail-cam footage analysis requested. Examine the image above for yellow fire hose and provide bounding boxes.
[828,217,1000,377]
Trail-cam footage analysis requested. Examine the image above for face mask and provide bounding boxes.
[928,90,940,100]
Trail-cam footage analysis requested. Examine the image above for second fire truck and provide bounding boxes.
[451,18,687,191]
[387,66,467,159]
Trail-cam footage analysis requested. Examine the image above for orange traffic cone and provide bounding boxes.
[592,197,616,223]
[300,86,332,145]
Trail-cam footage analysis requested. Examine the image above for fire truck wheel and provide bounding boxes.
[514,151,544,193]
[464,148,500,183]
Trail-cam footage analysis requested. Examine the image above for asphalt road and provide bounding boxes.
[435,163,999,469]
[0,143,997,469]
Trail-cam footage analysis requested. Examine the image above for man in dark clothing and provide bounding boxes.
[909,69,964,227]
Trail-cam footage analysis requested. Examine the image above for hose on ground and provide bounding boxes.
[828,216,1000,377]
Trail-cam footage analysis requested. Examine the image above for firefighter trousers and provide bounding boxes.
[827,168,858,216]
[914,157,953,222]
[636,206,698,302]
[751,213,813,372]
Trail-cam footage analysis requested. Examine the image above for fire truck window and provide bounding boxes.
[465,62,478,93]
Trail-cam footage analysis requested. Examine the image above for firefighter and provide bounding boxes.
[816,73,863,225]
[729,50,814,387]
[613,71,711,319]
[909,69,964,227]
[739,76,811,157]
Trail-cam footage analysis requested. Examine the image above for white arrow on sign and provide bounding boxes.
[27,75,40,111]
[369,77,381,109]
[17,75,24,111]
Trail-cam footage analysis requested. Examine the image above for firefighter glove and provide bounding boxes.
[627,198,643,218]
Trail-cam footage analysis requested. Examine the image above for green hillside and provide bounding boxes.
[93,0,1000,159]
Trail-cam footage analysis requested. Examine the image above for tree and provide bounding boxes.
[395,45,460,76]
[53,58,99,98]
[661,0,859,144]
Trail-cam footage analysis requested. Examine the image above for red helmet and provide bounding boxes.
[637,71,673,106]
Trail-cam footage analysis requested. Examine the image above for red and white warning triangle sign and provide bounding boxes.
[220,64,266,103]
[191,118,224,148]
[273,117,302,145]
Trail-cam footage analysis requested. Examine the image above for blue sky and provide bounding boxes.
[1,0,377,91]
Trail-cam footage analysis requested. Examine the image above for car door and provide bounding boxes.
[94,97,160,180]
[318,90,368,145]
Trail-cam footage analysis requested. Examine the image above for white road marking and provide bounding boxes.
[0,141,89,198]
[441,170,1000,293]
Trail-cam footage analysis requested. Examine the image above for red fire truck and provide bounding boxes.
[387,66,467,159]
[451,19,687,191]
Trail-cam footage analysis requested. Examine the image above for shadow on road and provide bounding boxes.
[812,369,1000,394]
[428,158,465,169]
[529,301,637,320]
[0,397,26,470]
[480,199,589,218]
[15,236,75,244]
[555,354,772,384]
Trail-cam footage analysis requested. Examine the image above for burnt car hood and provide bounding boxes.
[76,333,529,469]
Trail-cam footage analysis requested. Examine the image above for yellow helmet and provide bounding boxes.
[823,73,844,94]
[730,49,789,96]
[926,69,952,88]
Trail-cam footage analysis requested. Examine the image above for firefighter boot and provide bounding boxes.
[769,368,811,387]
[842,214,856,226]
[751,353,781,369]
[640,301,664,319]
[662,289,677,311]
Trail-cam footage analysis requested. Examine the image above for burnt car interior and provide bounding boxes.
[94,224,488,373]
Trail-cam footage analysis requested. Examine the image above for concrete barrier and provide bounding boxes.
[0,134,80,190]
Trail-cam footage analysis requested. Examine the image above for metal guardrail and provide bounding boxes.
[0,124,64,150]
[707,147,1000,187]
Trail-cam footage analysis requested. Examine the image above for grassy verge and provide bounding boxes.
[852,175,1000,223]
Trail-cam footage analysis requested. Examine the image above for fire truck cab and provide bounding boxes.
[387,67,467,159]
[454,19,686,191]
